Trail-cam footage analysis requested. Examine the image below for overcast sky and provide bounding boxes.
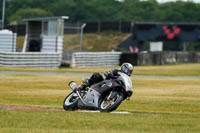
[117,0,200,3]
[157,0,200,3]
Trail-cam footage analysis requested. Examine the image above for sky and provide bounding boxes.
[117,0,200,3]
[157,0,200,3]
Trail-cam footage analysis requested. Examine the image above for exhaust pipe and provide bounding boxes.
[68,81,86,105]
[68,81,78,91]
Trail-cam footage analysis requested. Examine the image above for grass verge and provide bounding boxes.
[0,74,200,133]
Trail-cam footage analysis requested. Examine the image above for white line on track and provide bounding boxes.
[78,110,131,114]
[0,105,131,114]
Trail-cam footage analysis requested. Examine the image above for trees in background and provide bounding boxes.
[9,8,52,24]
[1,0,200,24]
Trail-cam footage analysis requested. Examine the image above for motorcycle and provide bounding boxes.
[63,72,133,112]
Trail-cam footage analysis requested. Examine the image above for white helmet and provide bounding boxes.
[121,63,133,76]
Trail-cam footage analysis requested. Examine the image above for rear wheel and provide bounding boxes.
[99,92,124,112]
[63,92,79,110]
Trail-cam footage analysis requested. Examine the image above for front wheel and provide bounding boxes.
[63,92,79,110]
[99,92,124,112]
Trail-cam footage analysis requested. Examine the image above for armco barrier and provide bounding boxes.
[0,52,62,68]
[120,52,200,66]
[72,52,121,68]
[137,51,200,65]
[120,53,138,66]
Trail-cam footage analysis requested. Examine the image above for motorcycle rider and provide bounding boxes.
[104,63,133,97]
[72,63,134,93]
[104,62,133,78]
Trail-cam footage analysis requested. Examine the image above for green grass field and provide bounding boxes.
[0,64,200,133]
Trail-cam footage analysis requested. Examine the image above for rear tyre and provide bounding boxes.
[63,92,79,110]
[99,92,124,112]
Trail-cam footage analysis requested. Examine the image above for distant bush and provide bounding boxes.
[9,8,53,24]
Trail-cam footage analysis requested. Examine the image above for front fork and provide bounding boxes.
[107,91,118,100]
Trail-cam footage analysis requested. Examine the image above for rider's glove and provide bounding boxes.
[104,71,112,78]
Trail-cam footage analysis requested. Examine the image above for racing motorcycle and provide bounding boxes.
[63,72,133,112]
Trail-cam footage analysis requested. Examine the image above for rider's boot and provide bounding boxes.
[82,78,89,86]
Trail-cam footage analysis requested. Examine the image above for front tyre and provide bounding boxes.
[63,92,79,110]
[99,92,124,112]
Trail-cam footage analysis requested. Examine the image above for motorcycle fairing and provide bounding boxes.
[84,88,100,107]
[90,80,121,94]
[77,80,121,109]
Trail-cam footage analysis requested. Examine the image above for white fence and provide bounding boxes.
[72,52,121,68]
[0,52,62,68]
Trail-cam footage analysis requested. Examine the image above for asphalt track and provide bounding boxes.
[1,70,200,79]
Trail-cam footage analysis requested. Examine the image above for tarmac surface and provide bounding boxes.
[1,70,200,79]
